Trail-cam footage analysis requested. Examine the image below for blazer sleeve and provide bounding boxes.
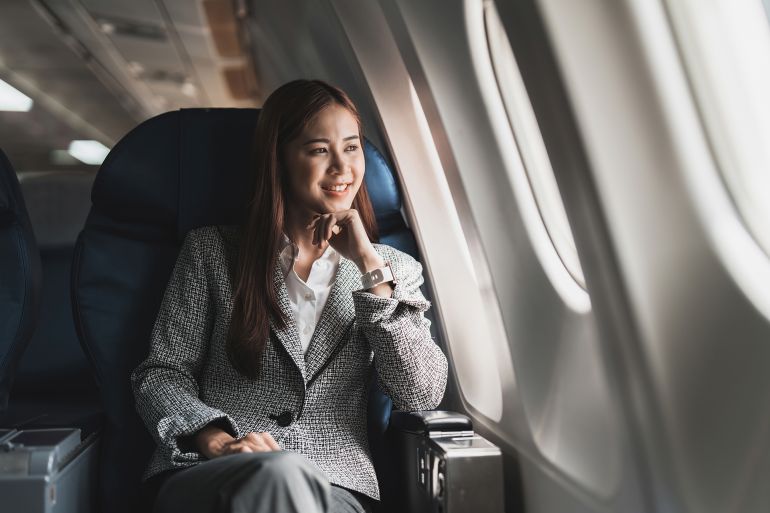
[352,250,448,411]
[131,228,239,464]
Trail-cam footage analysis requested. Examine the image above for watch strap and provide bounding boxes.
[360,261,396,290]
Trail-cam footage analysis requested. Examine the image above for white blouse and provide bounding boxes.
[277,232,341,354]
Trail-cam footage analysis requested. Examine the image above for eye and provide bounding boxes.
[345,144,359,152]
[311,147,328,154]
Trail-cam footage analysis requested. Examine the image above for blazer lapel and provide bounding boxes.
[304,255,360,382]
[269,256,307,381]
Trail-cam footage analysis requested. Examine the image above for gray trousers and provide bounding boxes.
[149,451,374,513]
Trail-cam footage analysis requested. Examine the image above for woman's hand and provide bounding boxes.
[307,209,384,273]
[195,425,281,459]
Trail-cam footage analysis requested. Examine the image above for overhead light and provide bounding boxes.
[127,61,145,76]
[67,140,110,165]
[181,82,197,97]
[94,16,166,41]
[0,79,33,112]
[99,22,116,34]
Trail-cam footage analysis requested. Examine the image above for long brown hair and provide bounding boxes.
[227,79,379,379]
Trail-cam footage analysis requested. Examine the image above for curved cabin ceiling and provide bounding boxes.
[0,0,260,173]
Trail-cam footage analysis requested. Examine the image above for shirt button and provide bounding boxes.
[304,292,312,300]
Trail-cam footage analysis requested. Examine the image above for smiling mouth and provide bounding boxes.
[321,183,351,192]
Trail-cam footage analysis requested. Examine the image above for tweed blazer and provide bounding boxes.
[130,225,448,500]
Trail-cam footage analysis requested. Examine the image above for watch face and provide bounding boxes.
[372,270,383,280]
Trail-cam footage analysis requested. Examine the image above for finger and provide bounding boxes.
[224,434,258,452]
[317,215,330,245]
[225,443,253,454]
[322,214,337,243]
[226,439,267,454]
[223,434,279,453]
[261,432,281,451]
[335,209,354,224]
[243,432,271,452]
[315,215,330,246]
[246,438,272,453]
[312,215,323,245]
[244,432,260,441]
[306,215,321,230]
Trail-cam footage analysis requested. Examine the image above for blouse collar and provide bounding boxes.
[278,232,340,277]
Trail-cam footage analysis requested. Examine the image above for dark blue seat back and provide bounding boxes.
[0,149,42,412]
[13,172,97,398]
[72,108,418,512]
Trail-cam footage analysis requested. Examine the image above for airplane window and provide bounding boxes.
[666,0,770,258]
[483,3,587,290]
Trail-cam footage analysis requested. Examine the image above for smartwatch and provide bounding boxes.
[360,261,396,290]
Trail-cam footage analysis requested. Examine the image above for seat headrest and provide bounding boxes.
[18,171,95,249]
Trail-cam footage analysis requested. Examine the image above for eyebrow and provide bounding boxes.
[302,135,360,146]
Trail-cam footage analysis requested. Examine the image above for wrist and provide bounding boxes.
[356,251,386,273]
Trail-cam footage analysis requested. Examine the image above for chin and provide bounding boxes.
[319,199,354,212]
[328,204,352,213]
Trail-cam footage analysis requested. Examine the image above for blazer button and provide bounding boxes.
[275,411,294,427]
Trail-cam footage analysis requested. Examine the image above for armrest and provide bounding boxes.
[389,410,472,435]
[0,426,101,512]
[376,410,503,513]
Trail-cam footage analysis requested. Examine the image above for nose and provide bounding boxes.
[328,147,348,173]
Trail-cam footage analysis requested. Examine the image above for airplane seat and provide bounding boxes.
[12,171,99,405]
[0,149,42,414]
[71,108,459,513]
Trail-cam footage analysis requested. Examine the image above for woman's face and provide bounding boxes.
[283,103,365,217]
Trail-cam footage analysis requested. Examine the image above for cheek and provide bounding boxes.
[353,177,365,197]
[354,156,366,181]
[288,162,319,193]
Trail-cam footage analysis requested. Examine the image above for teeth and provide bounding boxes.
[323,184,348,192]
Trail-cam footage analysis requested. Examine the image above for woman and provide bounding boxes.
[131,79,448,513]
